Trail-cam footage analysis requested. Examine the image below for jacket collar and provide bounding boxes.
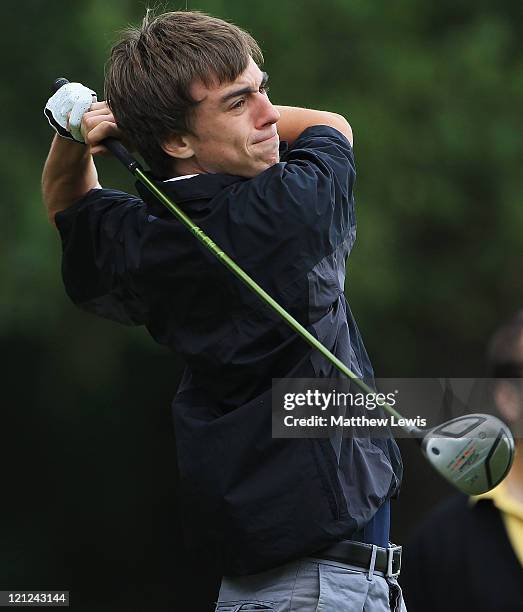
[135,172,246,217]
[135,141,289,216]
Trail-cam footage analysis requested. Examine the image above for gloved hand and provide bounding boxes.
[44,82,97,143]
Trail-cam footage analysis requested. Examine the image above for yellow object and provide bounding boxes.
[471,482,523,565]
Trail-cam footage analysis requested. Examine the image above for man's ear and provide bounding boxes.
[161,133,195,160]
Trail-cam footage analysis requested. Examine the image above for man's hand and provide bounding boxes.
[80,101,126,155]
[44,82,97,143]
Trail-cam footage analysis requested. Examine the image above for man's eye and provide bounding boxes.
[232,99,245,110]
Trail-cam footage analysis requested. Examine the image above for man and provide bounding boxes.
[42,11,404,611]
[402,312,523,611]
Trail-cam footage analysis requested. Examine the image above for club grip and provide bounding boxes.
[51,77,140,173]
[102,138,140,172]
[53,77,70,93]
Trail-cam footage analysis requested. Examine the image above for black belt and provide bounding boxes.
[313,540,402,577]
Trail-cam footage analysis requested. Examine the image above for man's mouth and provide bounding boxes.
[253,133,278,145]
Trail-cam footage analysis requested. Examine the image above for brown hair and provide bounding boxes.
[105,10,263,177]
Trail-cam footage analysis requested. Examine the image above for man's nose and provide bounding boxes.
[256,94,280,127]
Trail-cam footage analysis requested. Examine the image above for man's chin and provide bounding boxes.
[262,151,280,170]
[266,154,280,168]
[236,155,280,178]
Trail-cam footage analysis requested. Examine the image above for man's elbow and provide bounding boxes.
[41,183,65,227]
[41,179,101,227]
[41,186,57,226]
[44,201,63,227]
[329,114,353,146]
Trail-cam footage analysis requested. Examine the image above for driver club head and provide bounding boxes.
[421,414,515,495]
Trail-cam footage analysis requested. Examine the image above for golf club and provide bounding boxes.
[52,78,515,495]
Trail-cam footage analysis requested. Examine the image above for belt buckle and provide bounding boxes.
[386,544,401,578]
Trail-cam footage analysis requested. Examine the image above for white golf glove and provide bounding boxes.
[44,82,97,143]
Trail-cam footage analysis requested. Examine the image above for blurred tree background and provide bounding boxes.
[1,0,522,609]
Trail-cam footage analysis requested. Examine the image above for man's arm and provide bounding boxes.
[42,136,100,225]
[42,101,120,225]
[274,105,353,147]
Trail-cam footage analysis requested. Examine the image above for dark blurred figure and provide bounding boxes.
[401,311,523,612]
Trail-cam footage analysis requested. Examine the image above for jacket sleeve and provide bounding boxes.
[54,188,149,326]
[282,124,356,245]
[281,124,357,267]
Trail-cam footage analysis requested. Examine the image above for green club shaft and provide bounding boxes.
[134,166,407,425]
[50,79,409,428]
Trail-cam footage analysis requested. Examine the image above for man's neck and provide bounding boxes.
[173,157,206,178]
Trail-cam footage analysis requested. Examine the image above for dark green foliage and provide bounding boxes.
[1,1,522,607]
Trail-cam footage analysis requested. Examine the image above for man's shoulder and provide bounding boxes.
[276,124,355,186]
[54,187,147,240]
[55,187,144,221]
[242,124,354,194]
[76,186,143,207]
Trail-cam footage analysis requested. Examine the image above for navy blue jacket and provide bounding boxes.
[55,126,402,576]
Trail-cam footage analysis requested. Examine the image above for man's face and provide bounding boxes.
[177,58,281,178]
